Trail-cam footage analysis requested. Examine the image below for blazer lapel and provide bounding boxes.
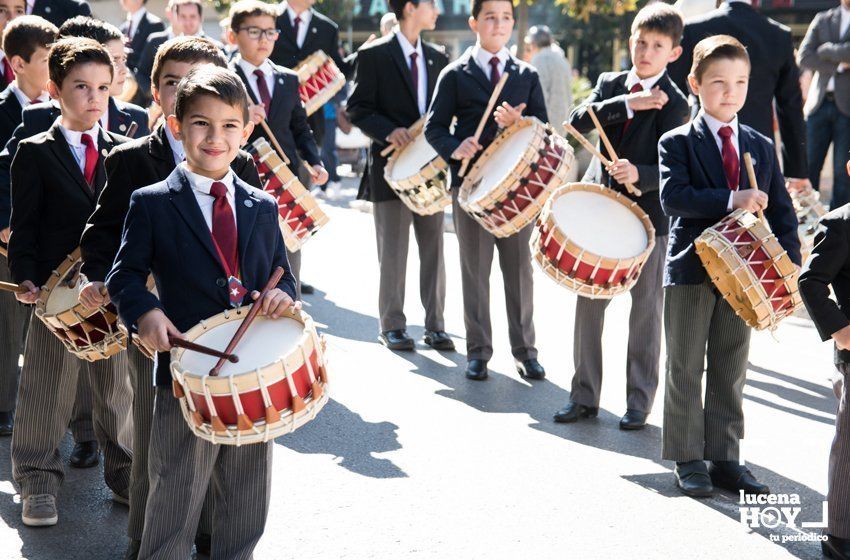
[425,45,439,100]
[693,115,729,192]
[300,12,318,57]
[278,11,299,54]
[461,50,493,93]
[234,181,261,276]
[267,67,285,121]
[232,64,261,107]
[108,98,133,136]
[0,89,21,124]
[167,168,223,270]
[93,129,117,195]
[47,124,93,199]
[149,124,178,177]
[388,36,418,108]
[737,128,758,192]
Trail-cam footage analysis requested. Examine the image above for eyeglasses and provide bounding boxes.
[238,27,280,40]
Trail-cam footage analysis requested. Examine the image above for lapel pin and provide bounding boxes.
[278,78,284,84]
[101,148,108,157]
[44,6,50,12]
[119,123,127,132]
[312,27,317,33]
[244,199,253,208]
[428,59,433,65]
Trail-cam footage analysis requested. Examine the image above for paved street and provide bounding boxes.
[0,179,840,559]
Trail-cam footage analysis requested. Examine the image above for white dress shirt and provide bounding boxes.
[286,6,312,49]
[701,110,741,211]
[9,84,49,108]
[396,31,427,115]
[127,7,147,40]
[25,0,33,15]
[623,66,666,119]
[182,164,238,232]
[100,112,109,134]
[164,124,185,165]
[827,6,850,92]
[472,44,510,80]
[236,55,276,103]
[58,119,100,175]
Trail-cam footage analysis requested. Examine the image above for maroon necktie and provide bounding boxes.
[718,125,740,191]
[409,52,419,107]
[622,83,643,135]
[210,181,238,275]
[253,69,272,114]
[80,133,98,188]
[488,56,500,88]
[293,15,301,45]
[2,58,13,84]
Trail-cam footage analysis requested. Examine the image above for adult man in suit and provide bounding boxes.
[667,0,809,190]
[28,0,90,27]
[347,0,452,352]
[120,0,166,74]
[798,0,850,209]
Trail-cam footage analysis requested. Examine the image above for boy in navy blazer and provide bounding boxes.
[228,0,327,299]
[658,35,800,498]
[106,66,296,559]
[424,0,547,382]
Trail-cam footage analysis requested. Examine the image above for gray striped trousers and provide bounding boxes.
[0,257,29,412]
[830,364,850,538]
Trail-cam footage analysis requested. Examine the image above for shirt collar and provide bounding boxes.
[128,7,146,27]
[395,31,422,58]
[236,54,274,78]
[286,5,312,26]
[164,124,185,161]
[625,66,666,91]
[181,163,235,196]
[472,45,510,73]
[58,119,100,150]
[700,109,739,140]
[10,83,49,107]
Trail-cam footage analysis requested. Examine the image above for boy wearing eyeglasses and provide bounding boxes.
[228,0,327,299]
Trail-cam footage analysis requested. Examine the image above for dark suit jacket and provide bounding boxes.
[135,31,224,105]
[31,0,90,27]
[667,2,808,179]
[105,166,297,386]
[122,10,166,73]
[797,5,850,117]
[0,86,23,149]
[346,34,448,202]
[658,114,801,286]
[231,60,321,170]
[799,204,850,364]
[269,9,350,76]
[8,122,127,286]
[424,48,548,189]
[81,123,261,283]
[569,70,689,235]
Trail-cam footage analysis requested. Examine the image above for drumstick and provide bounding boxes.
[125,121,139,138]
[0,244,6,258]
[743,152,766,223]
[168,336,239,363]
[458,71,510,178]
[585,106,641,197]
[209,266,285,376]
[0,280,27,294]
[564,122,615,166]
[380,116,426,157]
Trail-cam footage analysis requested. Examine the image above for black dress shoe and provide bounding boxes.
[69,440,99,468]
[516,359,545,380]
[553,402,598,423]
[194,532,211,556]
[300,282,315,295]
[465,359,488,380]
[675,460,714,497]
[378,330,414,350]
[823,533,850,559]
[619,409,648,431]
[423,330,455,351]
[124,539,141,560]
[0,410,12,436]
[709,461,770,495]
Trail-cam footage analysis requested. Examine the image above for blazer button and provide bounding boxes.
[216,278,227,288]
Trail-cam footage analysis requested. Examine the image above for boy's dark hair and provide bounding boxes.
[470,0,514,19]
[388,0,419,20]
[174,65,250,123]
[631,3,684,47]
[57,16,123,44]
[229,0,279,32]
[691,34,750,82]
[2,16,58,63]
[151,36,227,89]
[170,0,204,16]
[48,37,114,88]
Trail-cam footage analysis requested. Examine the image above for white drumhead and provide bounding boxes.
[468,125,536,204]
[180,316,305,378]
[552,190,648,259]
[389,134,438,180]
[45,280,83,315]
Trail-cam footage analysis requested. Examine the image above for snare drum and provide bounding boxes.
[294,51,346,117]
[531,183,656,298]
[36,249,126,361]
[384,131,450,216]
[695,209,802,331]
[169,306,329,445]
[460,117,574,238]
[246,137,329,253]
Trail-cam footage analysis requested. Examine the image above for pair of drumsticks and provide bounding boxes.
[251,105,319,180]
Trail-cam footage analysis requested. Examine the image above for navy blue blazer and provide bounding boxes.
[0,97,149,230]
[658,114,801,286]
[424,48,547,188]
[106,166,297,386]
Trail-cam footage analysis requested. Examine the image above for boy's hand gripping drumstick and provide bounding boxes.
[584,105,641,197]
[458,71,510,178]
[743,152,767,224]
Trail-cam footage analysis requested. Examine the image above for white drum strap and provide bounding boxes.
[257,368,274,410]
[284,361,300,400]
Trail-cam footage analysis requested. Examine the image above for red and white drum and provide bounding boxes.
[36,249,127,362]
[294,50,346,117]
[459,117,574,238]
[531,183,656,299]
[246,137,329,253]
[170,306,329,446]
[695,209,802,331]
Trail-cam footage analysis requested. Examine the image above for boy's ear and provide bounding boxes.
[687,73,699,97]
[9,55,25,74]
[228,28,237,45]
[151,85,161,107]
[669,45,683,64]
[468,15,477,34]
[166,114,183,141]
[46,79,59,100]
[241,120,254,146]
